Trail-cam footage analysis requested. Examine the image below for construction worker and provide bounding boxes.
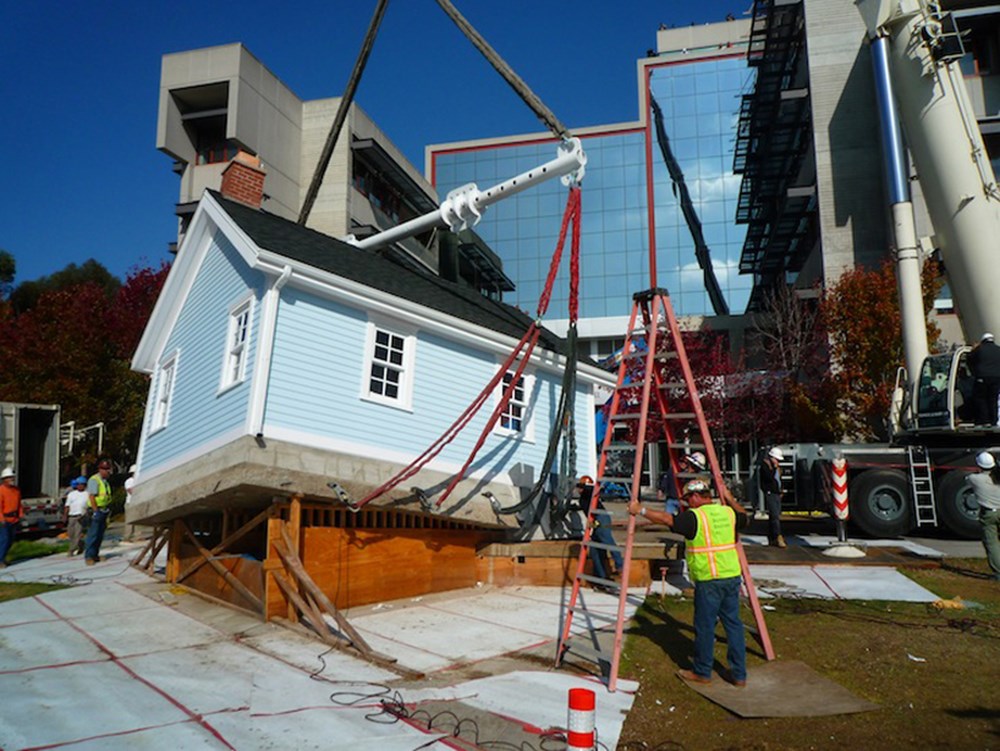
[968,332,1000,426]
[759,447,786,547]
[629,478,749,687]
[0,467,23,568]
[578,476,623,589]
[63,476,90,557]
[657,451,707,514]
[83,460,113,565]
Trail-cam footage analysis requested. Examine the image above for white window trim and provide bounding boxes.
[219,291,255,394]
[150,350,179,434]
[493,365,535,443]
[360,320,416,412]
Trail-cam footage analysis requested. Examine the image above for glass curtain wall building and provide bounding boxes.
[428,20,754,357]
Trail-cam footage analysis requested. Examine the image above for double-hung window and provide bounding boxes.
[495,368,534,441]
[363,322,415,410]
[151,353,178,432]
[221,294,253,391]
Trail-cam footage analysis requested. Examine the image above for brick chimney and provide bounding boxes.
[220,150,266,208]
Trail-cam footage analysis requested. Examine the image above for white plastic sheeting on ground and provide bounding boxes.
[0,546,639,750]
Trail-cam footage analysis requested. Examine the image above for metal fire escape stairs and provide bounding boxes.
[555,289,774,691]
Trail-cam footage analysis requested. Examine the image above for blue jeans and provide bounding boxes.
[589,512,623,580]
[0,521,16,563]
[664,498,681,515]
[692,575,746,681]
[84,509,109,561]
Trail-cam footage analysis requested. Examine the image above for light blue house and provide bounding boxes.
[129,185,614,535]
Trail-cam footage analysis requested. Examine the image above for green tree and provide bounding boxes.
[9,258,119,314]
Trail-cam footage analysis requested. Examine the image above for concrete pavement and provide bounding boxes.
[0,528,952,750]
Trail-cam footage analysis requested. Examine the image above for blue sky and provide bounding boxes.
[1,0,750,285]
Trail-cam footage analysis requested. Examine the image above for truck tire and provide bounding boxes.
[936,470,980,540]
[849,469,912,538]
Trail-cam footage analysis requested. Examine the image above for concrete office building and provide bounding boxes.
[736,0,1000,346]
[428,19,755,359]
[157,43,512,298]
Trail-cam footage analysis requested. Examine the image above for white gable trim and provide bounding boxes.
[133,192,259,373]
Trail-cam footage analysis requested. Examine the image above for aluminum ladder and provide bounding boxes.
[555,288,774,691]
[907,445,938,527]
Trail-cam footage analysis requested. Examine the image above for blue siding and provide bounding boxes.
[141,234,264,470]
[265,286,586,485]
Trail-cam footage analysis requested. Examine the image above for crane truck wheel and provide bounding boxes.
[849,469,913,538]
[936,470,981,540]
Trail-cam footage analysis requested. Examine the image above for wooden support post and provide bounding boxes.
[264,515,286,621]
[287,495,303,623]
[144,528,169,574]
[180,520,263,613]
[166,519,185,582]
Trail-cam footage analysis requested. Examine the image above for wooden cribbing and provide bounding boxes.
[174,507,272,584]
[181,520,263,613]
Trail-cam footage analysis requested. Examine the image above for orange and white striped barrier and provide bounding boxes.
[567,687,595,750]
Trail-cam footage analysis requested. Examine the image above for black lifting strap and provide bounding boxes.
[299,0,390,226]
[434,0,571,141]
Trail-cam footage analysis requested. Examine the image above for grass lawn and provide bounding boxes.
[617,558,1000,750]
[0,539,72,602]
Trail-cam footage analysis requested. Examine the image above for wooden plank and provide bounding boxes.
[287,495,302,623]
[130,532,157,570]
[144,527,170,574]
[264,517,287,620]
[272,528,373,656]
[303,528,484,609]
[166,519,185,582]
[181,520,263,613]
[175,506,271,584]
[271,568,337,645]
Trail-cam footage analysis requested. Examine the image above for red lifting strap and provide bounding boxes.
[353,187,582,510]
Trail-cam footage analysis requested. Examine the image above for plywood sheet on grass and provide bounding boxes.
[679,660,879,718]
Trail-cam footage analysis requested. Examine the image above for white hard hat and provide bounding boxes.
[684,451,707,471]
[128,464,137,474]
[1,467,14,479]
[976,451,996,470]
[768,447,784,461]
[982,332,995,342]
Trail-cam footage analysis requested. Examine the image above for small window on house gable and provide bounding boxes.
[221,294,254,391]
[495,368,535,441]
[362,322,415,410]
[151,353,178,433]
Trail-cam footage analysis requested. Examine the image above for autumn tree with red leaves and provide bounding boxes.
[795,258,942,441]
[0,261,169,467]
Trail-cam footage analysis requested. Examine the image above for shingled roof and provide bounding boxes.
[212,191,578,357]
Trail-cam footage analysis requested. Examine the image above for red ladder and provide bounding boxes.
[555,288,774,691]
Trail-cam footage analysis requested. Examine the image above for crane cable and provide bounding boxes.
[433,0,571,141]
[298,0,390,226]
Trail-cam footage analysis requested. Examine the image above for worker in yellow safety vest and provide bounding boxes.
[629,478,749,687]
[84,459,114,566]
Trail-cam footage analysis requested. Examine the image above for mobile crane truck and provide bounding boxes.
[772,0,1000,540]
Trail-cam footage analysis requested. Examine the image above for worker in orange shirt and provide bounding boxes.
[1,467,24,568]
